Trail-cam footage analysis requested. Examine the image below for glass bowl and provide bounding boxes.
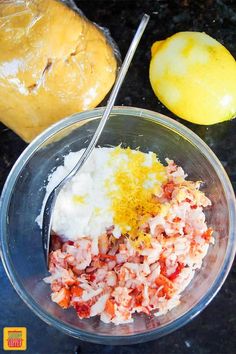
[0,107,235,345]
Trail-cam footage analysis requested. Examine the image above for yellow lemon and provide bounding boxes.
[149,32,236,125]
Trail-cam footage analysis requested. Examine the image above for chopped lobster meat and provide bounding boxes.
[44,159,213,325]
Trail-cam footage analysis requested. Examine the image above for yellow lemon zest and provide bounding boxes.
[94,207,101,215]
[130,232,152,249]
[106,147,167,246]
[159,203,170,217]
[73,195,85,204]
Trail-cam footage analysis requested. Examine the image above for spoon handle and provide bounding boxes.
[61,14,150,186]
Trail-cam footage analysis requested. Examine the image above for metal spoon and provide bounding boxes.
[42,14,150,266]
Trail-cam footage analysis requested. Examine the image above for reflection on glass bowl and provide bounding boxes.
[0,106,235,344]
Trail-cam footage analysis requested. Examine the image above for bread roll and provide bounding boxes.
[0,0,117,142]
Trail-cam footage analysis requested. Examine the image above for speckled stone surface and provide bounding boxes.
[0,0,236,353]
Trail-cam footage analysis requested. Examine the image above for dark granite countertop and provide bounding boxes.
[0,0,236,353]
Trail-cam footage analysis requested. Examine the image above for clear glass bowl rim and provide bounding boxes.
[0,106,236,344]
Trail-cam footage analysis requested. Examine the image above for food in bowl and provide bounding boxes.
[38,146,214,325]
[0,0,117,142]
